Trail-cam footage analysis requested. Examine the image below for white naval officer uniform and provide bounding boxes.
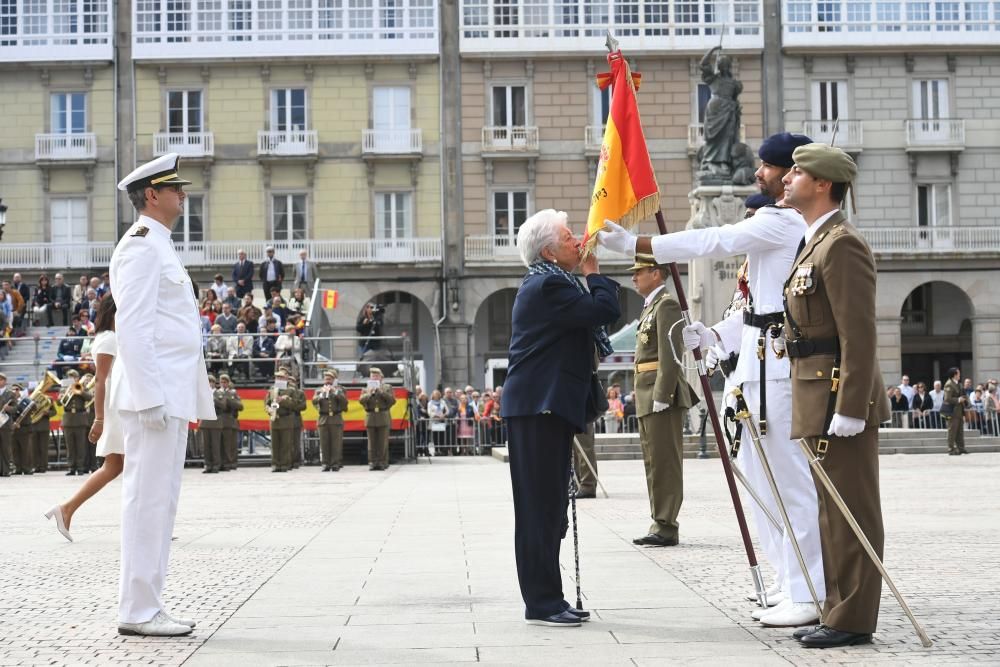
[650,205,826,606]
[111,201,214,623]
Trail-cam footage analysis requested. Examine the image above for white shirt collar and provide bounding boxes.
[804,208,840,244]
[137,214,172,241]
[643,284,665,308]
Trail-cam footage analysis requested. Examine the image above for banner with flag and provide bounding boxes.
[323,289,338,309]
[584,50,660,253]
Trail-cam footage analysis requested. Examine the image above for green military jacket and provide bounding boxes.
[32,399,57,433]
[0,387,15,431]
[634,288,699,419]
[267,387,303,431]
[359,385,396,427]
[942,379,966,418]
[289,387,306,429]
[783,212,891,438]
[201,388,225,430]
[61,391,92,428]
[312,385,349,426]
[221,388,243,429]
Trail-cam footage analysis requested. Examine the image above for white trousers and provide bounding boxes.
[738,380,826,603]
[118,411,188,624]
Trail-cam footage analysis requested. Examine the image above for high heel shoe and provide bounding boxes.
[44,505,73,543]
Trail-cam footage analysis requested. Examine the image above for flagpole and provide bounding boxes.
[653,208,767,607]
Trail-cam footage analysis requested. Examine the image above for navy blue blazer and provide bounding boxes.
[501,272,620,432]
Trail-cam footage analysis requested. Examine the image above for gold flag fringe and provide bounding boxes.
[582,190,660,258]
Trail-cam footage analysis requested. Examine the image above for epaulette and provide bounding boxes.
[764,203,795,209]
[130,226,149,237]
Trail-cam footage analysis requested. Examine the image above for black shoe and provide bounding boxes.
[793,624,823,640]
[332,466,342,471]
[65,470,77,476]
[271,467,280,472]
[202,469,213,474]
[322,466,331,472]
[949,450,960,456]
[561,603,591,622]
[524,610,582,627]
[960,449,969,454]
[633,533,678,547]
[575,490,596,499]
[799,626,872,648]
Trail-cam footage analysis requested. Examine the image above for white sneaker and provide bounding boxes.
[759,601,821,627]
[751,597,790,621]
[118,611,193,637]
[163,611,196,628]
[746,582,782,602]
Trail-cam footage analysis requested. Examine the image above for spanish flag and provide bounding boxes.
[584,50,660,253]
[323,289,338,309]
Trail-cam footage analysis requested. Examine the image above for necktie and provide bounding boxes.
[301,261,307,282]
[795,236,806,260]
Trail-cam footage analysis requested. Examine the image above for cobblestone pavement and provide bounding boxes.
[0,452,997,666]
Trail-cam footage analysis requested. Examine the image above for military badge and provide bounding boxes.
[131,225,149,237]
[791,263,815,296]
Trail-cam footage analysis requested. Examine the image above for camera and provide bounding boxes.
[370,304,386,315]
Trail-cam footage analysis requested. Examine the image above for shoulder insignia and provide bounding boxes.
[764,203,794,209]
[131,226,149,237]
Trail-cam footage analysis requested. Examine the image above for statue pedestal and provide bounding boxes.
[684,184,758,329]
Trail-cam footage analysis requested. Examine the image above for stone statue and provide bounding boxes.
[696,46,749,185]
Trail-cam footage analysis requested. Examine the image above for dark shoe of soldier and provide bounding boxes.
[949,450,960,456]
[271,467,280,472]
[575,489,596,499]
[960,449,969,454]
[322,466,331,472]
[793,624,823,640]
[332,465,342,471]
[799,626,872,648]
[65,470,77,476]
[632,533,678,547]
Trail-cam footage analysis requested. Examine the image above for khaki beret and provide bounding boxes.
[324,369,339,380]
[219,373,231,382]
[370,367,384,377]
[792,143,857,184]
[65,369,80,378]
[207,374,217,383]
[627,253,661,273]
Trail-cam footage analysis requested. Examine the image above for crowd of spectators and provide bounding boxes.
[888,373,1000,434]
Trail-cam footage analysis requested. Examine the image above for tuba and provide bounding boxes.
[13,371,60,429]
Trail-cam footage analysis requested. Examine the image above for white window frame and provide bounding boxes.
[811,80,849,121]
[694,82,711,123]
[912,78,950,120]
[372,86,412,131]
[171,194,205,245]
[373,191,414,241]
[50,197,88,243]
[50,92,87,134]
[915,183,951,228]
[490,83,527,127]
[270,88,308,133]
[271,192,308,241]
[592,82,610,127]
[166,89,204,134]
[491,189,530,240]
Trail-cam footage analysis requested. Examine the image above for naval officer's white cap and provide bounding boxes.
[117,153,192,193]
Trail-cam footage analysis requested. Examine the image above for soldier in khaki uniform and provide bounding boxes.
[629,254,699,547]
[82,373,98,472]
[287,375,306,468]
[359,367,396,470]
[60,369,93,476]
[31,389,57,473]
[200,375,224,474]
[12,386,34,474]
[942,367,967,455]
[266,369,300,472]
[219,374,243,468]
[0,374,15,477]
[312,369,349,471]
[780,144,890,648]
[573,423,598,498]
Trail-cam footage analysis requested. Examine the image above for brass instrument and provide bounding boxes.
[13,371,60,429]
[0,396,14,428]
[82,375,98,410]
[60,374,97,407]
[267,385,280,422]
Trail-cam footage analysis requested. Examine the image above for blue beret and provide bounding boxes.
[758,132,812,168]
[744,194,775,210]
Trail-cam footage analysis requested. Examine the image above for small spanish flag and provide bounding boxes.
[323,289,338,309]
[583,50,660,254]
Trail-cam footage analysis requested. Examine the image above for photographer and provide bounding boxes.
[355,302,384,356]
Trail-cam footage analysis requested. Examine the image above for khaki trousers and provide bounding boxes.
[0,427,13,474]
[64,425,88,472]
[32,428,49,471]
[319,422,344,468]
[201,429,222,471]
[14,429,33,473]
[808,426,884,634]
[638,408,685,539]
[367,425,389,468]
[947,412,966,453]
[573,428,598,494]
[223,428,239,468]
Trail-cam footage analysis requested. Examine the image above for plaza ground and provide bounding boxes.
[1,451,998,666]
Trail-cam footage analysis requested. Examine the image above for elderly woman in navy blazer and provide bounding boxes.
[501,209,621,627]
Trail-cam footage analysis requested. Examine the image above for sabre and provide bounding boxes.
[733,388,823,617]
[573,435,609,499]
[731,460,783,535]
[796,438,933,648]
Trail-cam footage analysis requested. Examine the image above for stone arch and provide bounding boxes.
[472,287,519,391]
[899,281,974,387]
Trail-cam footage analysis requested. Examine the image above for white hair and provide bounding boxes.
[517,209,568,267]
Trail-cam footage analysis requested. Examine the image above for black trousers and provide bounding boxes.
[507,413,573,619]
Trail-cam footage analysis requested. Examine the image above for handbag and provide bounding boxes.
[939,402,954,418]
[584,373,609,425]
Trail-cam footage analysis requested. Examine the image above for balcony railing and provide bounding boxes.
[257,130,319,157]
[584,125,605,151]
[861,226,1000,254]
[132,0,438,60]
[905,119,965,150]
[35,133,97,161]
[361,128,423,155]
[687,123,747,152]
[154,132,215,158]
[783,0,1000,48]
[461,0,763,52]
[802,119,864,151]
[0,238,442,270]
[465,234,632,264]
[0,0,113,62]
[482,126,539,153]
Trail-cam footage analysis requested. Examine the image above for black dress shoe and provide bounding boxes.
[793,624,823,640]
[799,626,872,648]
[561,603,590,622]
[633,533,678,547]
[575,490,596,499]
[524,610,581,627]
[65,470,77,476]
[949,450,960,456]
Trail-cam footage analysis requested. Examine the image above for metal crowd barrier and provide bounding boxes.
[413,417,503,457]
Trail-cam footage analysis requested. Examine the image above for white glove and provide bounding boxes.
[705,345,723,371]
[653,400,669,413]
[595,220,638,258]
[828,413,865,438]
[138,405,168,431]
[772,335,786,355]
[682,321,716,352]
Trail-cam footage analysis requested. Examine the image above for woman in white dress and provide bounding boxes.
[46,294,122,542]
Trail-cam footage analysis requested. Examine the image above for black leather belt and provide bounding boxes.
[719,352,739,377]
[743,310,785,329]
[786,338,839,358]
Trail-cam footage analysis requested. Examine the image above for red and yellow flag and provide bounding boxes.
[323,289,338,309]
[584,50,660,252]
